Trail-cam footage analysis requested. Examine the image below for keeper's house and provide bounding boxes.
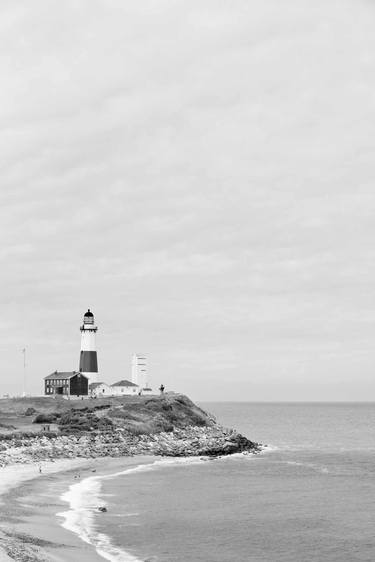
[44,371,89,397]
[110,379,139,396]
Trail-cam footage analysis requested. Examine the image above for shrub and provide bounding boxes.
[58,411,113,433]
[33,414,57,424]
[24,407,37,416]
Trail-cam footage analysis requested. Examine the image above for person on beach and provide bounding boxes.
[38,464,42,473]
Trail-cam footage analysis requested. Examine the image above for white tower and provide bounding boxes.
[79,309,98,385]
[131,353,151,393]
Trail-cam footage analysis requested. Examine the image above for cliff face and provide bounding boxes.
[0,393,261,465]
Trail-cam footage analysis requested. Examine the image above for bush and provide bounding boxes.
[24,407,37,416]
[33,414,57,424]
[58,411,113,433]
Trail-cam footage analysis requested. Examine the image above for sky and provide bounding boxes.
[0,0,375,401]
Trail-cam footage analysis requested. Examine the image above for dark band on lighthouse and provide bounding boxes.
[79,350,98,373]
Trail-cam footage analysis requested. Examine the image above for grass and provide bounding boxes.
[0,393,214,436]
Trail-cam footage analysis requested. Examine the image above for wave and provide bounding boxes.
[282,460,330,474]
[58,453,261,560]
[57,476,139,561]
[57,456,211,561]
[259,444,279,453]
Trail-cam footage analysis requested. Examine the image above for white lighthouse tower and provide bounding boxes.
[79,309,98,385]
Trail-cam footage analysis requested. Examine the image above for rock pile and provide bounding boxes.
[0,394,262,467]
[0,425,260,467]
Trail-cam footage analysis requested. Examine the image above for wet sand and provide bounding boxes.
[0,456,156,561]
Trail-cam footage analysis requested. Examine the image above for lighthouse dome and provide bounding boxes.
[83,309,94,324]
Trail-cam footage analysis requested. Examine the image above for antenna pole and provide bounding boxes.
[22,348,26,397]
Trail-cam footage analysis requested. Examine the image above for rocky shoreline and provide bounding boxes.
[0,394,262,468]
[0,425,260,467]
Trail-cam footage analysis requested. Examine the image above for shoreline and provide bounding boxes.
[0,456,158,562]
[0,457,92,561]
[0,425,260,467]
[0,395,261,560]
[0,451,262,561]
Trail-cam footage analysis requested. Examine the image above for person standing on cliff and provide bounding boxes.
[159,384,165,395]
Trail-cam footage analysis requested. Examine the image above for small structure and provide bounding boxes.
[131,353,152,394]
[110,379,139,396]
[44,371,89,397]
[89,382,112,398]
[40,423,58,433]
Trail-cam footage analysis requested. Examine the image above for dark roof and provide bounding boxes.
[44,371,87,380]
[111,379,138,387]
[84,309,94,317]
[89,382,107,389]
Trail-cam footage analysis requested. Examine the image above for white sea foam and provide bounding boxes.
[58,454,260,560]
[283,460,330,474]
[259,443,279,453]
[57,457,208,561]
[57,470,143,561]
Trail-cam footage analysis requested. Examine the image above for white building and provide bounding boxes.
[131,354,152,394]
[89,382,112,398]
[110,379,139,396]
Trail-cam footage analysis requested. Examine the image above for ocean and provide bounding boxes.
[58,402,375,561]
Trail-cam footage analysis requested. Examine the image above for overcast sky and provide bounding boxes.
[1,0,374,401]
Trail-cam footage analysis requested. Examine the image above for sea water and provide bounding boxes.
[58,403,375,561]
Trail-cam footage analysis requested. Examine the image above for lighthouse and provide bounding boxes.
[79,309,98,385]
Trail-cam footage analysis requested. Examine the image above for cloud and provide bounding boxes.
[0,0,375,399]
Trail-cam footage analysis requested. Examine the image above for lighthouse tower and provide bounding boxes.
[79,309,98,385]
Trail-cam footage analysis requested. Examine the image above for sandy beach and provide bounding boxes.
[0,456,156,561]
